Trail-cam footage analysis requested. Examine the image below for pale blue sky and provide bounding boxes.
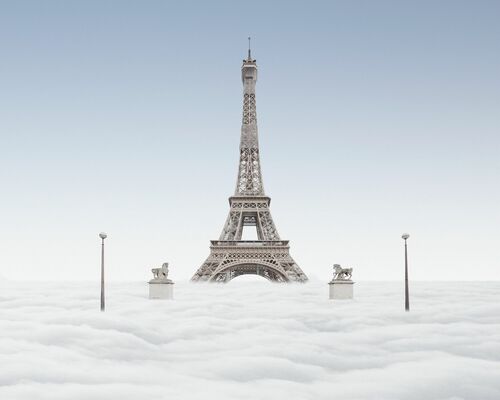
[1,0,499,281]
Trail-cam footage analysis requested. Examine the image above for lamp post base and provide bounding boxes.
[329,280,354,300]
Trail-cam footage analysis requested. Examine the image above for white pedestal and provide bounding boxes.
[329,280,354,300]
[149,281,174,299]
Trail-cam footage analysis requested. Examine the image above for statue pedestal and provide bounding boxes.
[329,280,354,300]
[148,280,174,299]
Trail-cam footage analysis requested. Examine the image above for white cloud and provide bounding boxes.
[1,280,499,399]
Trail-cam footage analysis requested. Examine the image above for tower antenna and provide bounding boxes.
[248,36,251,59]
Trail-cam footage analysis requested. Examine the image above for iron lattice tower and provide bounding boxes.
[191,45,308,283]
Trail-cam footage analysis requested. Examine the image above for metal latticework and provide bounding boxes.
[191,50,307,283]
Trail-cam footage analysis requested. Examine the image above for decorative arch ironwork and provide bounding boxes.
[209,262,290,283]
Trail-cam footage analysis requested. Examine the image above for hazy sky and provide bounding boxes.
[1,0,499,281]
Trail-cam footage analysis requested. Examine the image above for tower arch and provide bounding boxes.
[209,262,289,283]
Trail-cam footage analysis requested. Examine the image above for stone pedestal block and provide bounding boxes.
[149,281,174,299]
[329,280,354,300]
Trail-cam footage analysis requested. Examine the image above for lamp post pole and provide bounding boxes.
[402,233,410,311]
[99,232,107,312]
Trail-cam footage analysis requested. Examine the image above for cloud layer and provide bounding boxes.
[1,279,499,399]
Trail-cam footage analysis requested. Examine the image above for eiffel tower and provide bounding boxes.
[191,43,308,283]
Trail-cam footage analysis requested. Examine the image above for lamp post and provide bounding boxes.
[402,233,410,311]
[99,232,107,312]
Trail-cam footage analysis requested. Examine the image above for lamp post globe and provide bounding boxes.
[402,233,410,240]
[99,232,107,240]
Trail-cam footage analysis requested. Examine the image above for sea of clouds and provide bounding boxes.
[1,279,499,400]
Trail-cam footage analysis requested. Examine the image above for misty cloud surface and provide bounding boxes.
[1,280,500,399]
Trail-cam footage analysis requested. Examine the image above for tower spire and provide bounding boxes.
[237,38,262,196]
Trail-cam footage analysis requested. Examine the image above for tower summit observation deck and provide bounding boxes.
[191,42,308,283]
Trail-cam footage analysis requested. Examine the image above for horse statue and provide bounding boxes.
[332,264,353,281]
[151,262,169,281]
